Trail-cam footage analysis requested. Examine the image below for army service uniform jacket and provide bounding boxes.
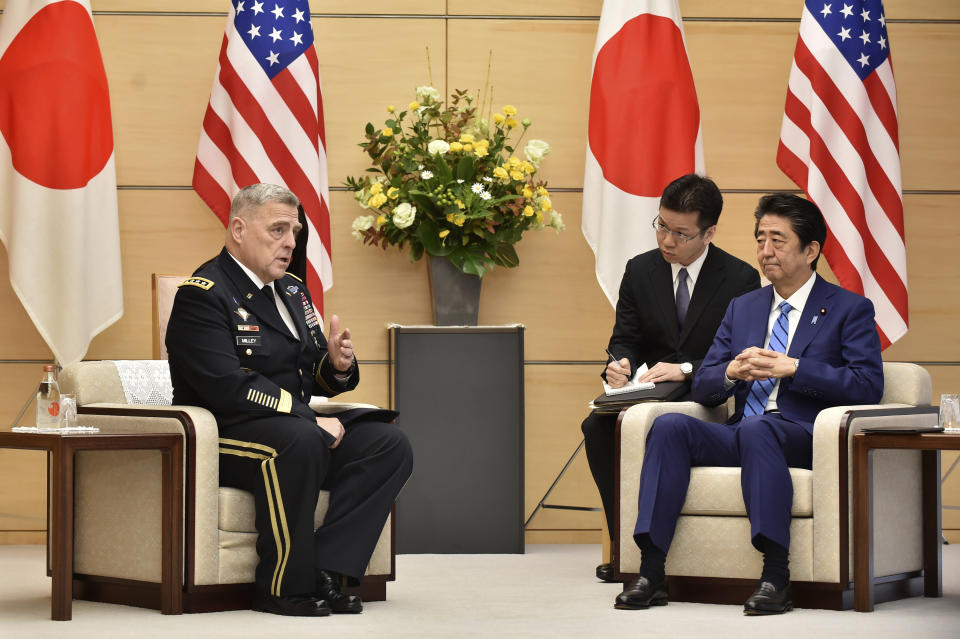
[166,248,370,442]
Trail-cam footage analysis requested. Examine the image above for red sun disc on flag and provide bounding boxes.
[0,2,113,190]
[589,14,700,198]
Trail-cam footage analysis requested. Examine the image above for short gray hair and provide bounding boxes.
[229,183,300,221]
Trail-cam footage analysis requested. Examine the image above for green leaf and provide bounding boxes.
[456,155,476,181]
[409,242,424,262]
[494,243,519,268]
[409,192,439,216]
[416,219,454,256]
[365,122,374,136]
[434,159,453,182]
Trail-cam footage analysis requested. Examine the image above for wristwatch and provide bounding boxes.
[680,362,693,379]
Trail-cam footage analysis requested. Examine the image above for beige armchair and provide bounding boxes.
[614,361,936,609]
[59,360,394,613]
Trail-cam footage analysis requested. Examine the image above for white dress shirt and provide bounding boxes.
[764,271,817,410]
[670,243,710,300]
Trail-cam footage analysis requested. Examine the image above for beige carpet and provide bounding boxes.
[0,544,958,638]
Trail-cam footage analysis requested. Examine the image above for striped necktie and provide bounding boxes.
[743,301,792,417]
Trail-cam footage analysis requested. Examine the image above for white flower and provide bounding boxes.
[549,211,565,232]
[427,139,450,155]
[351,215,376,239]
[471,182,484,194]
[456,179,465,184]
[421,170,434,180]
[392,202,417,229]
[482,176,493,182]
[480,191,492,201]
[524,139,551,168]
[416,85,441,102]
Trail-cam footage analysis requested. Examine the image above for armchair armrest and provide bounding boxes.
[810,404,937,583]
[616,401,727,574]
[76,403,221,586]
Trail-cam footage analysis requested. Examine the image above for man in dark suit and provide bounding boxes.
[582,174,760,582]
[166,183,413,617]
[615,194,884,615]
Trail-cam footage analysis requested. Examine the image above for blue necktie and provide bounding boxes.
[676,268,690,328]
[743,301,792,417]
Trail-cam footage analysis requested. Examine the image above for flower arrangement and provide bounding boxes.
[346,85,564,277]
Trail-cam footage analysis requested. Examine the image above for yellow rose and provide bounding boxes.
[382,127,393,137]
[368,193,388,208]
[493,166,509,180]
[369,182,383,195]
[439,229,450,239]
[449,141,464,152]
[522,161,535,174]
[455,199,465,209]
[476,138,490,147]
[508,156,521,167]
[454,214,466,226]
[502,105,517,116]
[474,146,488,158]
[536,211,544,223]
[492,113,505,124]
[387,186,399,199]
[538,186,549,196]
[510,170,524,181]
[523,205,534,217]
[541,196,553,212]
[505,118,519,129]
[463,143,473,152]
[387,105,395,113]
[459,133,475,143]
[409,101,420,110]
[376,214,386,227]
[446,213,455,222]
[523,187,533,198]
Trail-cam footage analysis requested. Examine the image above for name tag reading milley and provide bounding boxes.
[236,336,261,347]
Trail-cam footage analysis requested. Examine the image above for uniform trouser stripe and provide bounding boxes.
[219,438,291,597]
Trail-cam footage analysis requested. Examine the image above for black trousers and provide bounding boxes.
[218,414,413,597]
[581,411,619,540]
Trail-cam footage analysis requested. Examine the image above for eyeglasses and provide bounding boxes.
[651,216,707,244]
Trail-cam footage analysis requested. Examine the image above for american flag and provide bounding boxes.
[777,0,906,348]
[193,0,332,314]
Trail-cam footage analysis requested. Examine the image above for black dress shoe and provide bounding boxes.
[614,575,668,610]
[744,581,793,615]
[596,563,617,583]
[316,570,363,614]
[252,593,331,617]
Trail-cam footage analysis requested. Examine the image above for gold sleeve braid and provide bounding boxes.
[245,387,292,413]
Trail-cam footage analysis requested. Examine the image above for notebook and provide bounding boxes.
[602,363,654,396]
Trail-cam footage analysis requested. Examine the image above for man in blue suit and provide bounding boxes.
[615,194,883,615]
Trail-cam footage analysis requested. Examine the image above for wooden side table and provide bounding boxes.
[852,430,959,612]
[0,430,183,621]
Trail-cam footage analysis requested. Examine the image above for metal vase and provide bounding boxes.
[427,256,482,326]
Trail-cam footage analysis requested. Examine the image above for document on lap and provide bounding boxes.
[603,363,655,396]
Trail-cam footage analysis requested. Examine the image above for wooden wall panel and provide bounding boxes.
[0,364,48,533]
[447,0,960,20]
[524,365,602,530]
[447,19,596,190]
[315,19,447,184]
[96,15,223,186]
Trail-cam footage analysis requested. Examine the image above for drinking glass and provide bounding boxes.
[60,393,77,429]
[939,393,960,433]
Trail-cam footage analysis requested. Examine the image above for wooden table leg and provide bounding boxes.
[853,435,874,612]
[160,441,184,614]
[921,450,942,598]
[49,442,73,621]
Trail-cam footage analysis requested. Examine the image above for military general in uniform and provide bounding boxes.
[166,183,413,617]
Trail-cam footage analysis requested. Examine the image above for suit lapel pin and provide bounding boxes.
[811,307,826,325]
[246,293,253,300]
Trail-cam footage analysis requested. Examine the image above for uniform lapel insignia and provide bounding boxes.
[286,285,299,295]
[235,307,251,321]
[237,324,259,332]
